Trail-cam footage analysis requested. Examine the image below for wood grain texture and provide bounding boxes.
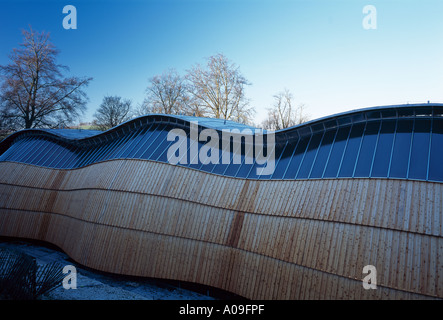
[0,160,441,299]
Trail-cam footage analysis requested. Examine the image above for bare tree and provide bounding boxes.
[262,89,309,130]
[93,95,132,131]
[0,103,19,131]
[137,69,192,116]
[0,27,92,129]
[0,107,19,139]
[186,53,255,123]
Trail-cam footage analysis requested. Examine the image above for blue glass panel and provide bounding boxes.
[93,133,128,165]
[234,142,255,178]
[338,123,365,177]
[133,124,161,158]
[309,129,336,178]
[224,160,241,177]
[297,132,323,179]
[120,126,150,158]
[8,137,30,162]
[17,138,40,163]
[184,128,201,168]
[156,139,179,164]
[0,146,13,161]
[245,134,275,179]
[95,133,128,163]
[381,109,397,118]
[371,120,395,177]
[2,107,441,182]
[283,135,310,179]
[389,119,413,178]
[161,125,190,168]
[0,137,30,161]
[77,142,104,166]
[19,138,40,160]
[55,144,77,168]
[71,144,94,168]
[221,146,241,176]
[211,137,231,175]
[106,129,137,161]
[82,143,99,164]
[52,144,76,168]
[31,139,53,165]
[429,119,443,182]
[42,141,66,167]
[354,121,380,177]
[242,162,257,179]
[23,138,52,164]
[75,138,112,167]
[186,139,205,170]
[103,134,131,161]
[267,142,287,178]
[63,147,83,169]
[323,126,351,178]
[7,138,28,162]
[90,141,114,165]
[199,159,221,175]
[65,147,82,169]
[398,108,414,117]
[234,163,254,178]
[246,157,265,179]
[139,124,169,160]
[48,142,68,168]
[53,143,75,167]
[73,143,95,166]
[408,119,431,180]
[224,136,255,177]
[142,125,171,160]
[256,142,276,179]
[271,141,295,179]
[80,142,106,166]
[193,130,222,174]
[39,140,63,167]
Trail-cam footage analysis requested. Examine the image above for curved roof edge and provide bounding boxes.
[1,102,442,153]
[277,102,443,132]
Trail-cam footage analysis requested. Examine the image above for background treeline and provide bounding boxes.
[0,27,309,139]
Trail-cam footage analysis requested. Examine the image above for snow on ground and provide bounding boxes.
[0,239,215,300]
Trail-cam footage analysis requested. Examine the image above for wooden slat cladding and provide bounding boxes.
[0,160,441,299]
[226,212,245,248]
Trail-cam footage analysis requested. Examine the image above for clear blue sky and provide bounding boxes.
[1,0,442,125]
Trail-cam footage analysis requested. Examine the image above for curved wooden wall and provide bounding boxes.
[0,160,441,299]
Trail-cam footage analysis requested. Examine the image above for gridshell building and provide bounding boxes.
[0,103,442,299]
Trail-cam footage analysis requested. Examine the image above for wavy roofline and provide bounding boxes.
[1,102,442,152]
[277,102,443,129]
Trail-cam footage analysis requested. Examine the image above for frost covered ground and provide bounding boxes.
[0,239,217,300]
